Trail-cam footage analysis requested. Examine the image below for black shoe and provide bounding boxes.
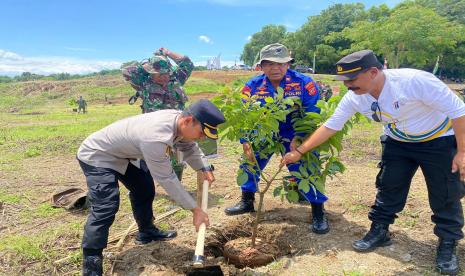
[224,191,255,216]
[436,239,460,275]
[82,255,103,276]
[135,225,177,244]
[311,203,329,234]
[352,223,392,252]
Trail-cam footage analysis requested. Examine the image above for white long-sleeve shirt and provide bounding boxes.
[77,109,209,209]
[325,69,465,142]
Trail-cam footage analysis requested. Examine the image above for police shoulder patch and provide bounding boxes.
[305,82,317,96]
[241,86,251,97]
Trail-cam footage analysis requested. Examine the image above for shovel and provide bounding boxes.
[186,178,223,276]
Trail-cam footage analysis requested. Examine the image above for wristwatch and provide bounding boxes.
[201,164,215,172]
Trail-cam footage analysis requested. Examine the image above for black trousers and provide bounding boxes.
[78,160,155,250]
[368,135,465,240]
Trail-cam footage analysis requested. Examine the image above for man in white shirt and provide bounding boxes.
[282,50,465,275]
[77,99,225,276]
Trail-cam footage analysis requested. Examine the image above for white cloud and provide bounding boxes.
[198,35,213,44]
[246,35,252,41]
[0,49,23,61]
[0,49,122,76]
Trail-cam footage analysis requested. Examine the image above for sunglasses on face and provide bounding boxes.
[371,101,381,122]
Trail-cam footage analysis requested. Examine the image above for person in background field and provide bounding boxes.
[224,43,330,235]
[77,100,225,275]
[282,49,465,275]
[78,96,87,113]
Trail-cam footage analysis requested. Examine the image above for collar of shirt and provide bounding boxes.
[172,114,184,143]
[260,69,293,93]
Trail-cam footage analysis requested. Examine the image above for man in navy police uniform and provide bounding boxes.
[225,43,330,234]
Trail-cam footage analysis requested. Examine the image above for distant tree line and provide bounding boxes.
[241,0,465,78]
[0,69,121,83]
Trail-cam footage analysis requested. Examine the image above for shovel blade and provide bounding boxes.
[186,265,223,276]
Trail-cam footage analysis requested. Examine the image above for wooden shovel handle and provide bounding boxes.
[193,180,209,266]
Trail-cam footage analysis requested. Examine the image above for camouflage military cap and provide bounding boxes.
[142,55,172,74]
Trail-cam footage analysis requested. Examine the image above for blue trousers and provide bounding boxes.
[240,138,328,204]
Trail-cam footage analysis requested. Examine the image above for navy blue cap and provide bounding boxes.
[186,99,225,139]
[335,50,383,81]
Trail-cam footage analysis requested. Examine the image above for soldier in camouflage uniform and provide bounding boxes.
[122,48,194,181]
[122,47,193,112]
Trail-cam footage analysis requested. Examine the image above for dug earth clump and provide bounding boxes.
[205,216,293,269]
[223,237,279,268]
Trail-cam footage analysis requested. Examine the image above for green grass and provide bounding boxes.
[172,209,190,220]
[0,234,47,261]
[184,77,225,94]
[20,203,65,221]
[0,189,22,204]
[79,84,132,101]
[0,104,139,170]
[342,271,370,276]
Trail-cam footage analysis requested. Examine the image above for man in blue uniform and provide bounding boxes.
[224,43,329,234]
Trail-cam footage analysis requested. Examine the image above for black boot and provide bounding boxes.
[436,238,460,275]
[82,255,103,276]
[352,222,392,252]
[224,191,255,216]
[311,203,329,234]
[135,221,177,245]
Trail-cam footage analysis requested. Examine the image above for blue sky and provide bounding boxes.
[0,0,401,76]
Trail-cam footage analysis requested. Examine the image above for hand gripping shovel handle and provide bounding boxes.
[193,180,209,267]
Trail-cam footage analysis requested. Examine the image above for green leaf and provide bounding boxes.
[290,171,302,179]
[287,190,299,203]
[313,178,326,194]
[329,160,346,174]
[265,97,274,104]
[298,179,310,193]
[298,165,309,178]
[236,171,249,186]
[273,186,283,197]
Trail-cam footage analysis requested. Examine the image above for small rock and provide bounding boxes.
[215,256,225,263]
[281,257,292,268]
[229,265,237,275]
[400,253,412,262]
[224,194,232,199]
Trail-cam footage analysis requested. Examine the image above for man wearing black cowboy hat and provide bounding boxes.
[77,99,225,275]
[282,49,465,275]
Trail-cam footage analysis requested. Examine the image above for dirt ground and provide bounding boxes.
[1,138,464,276]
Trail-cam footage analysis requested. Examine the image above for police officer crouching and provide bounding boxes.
[77,99,225,275]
